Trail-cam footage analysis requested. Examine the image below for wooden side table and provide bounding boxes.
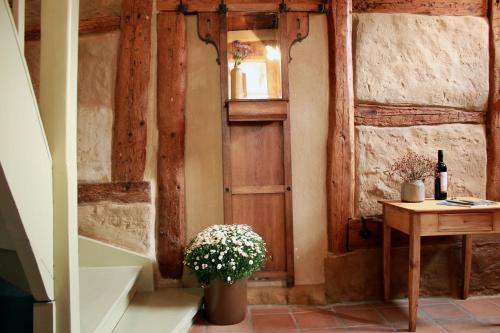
[379,198,500,332]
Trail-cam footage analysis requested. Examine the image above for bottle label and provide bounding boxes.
[440,172,448,192]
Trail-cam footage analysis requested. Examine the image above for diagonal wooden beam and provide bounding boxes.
[488,0,500,200]
[112,0,152,182]
[326,0,355,254]
[157,12,187,279]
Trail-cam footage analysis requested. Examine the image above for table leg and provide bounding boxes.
[462,235,472,300]
[408,219,421,332]
[383,223,391,303]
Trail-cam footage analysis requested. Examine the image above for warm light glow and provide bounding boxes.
[265,45,281,61]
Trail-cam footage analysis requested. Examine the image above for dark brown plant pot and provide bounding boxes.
[204,278,247,325]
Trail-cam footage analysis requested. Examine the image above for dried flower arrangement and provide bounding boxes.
[232,40,251,67]
[387,151,435,183]
[184,224,266,285]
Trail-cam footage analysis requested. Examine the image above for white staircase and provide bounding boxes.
[79,236,202,333]
[80,266,141,333]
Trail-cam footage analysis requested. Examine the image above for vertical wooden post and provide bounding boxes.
[488,0,500,201]
[112,0,152,182]
[326,0,355,253]
[40,0,80,330]
[156,12,187,279]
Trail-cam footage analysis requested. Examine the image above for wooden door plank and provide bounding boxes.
[353,0,487,16]
[488,0,500,201]
[219,14,234,225]
[232,185,285,195]
[279,12,295,286]
[112,0,152,182]
[157,12,187,279]
[326,0,355,254]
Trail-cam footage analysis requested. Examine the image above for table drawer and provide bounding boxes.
[438,213,493,232]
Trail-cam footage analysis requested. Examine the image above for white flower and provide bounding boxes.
[227,276,231,281]
[195,266,199,270]
[217,264,222,269]
[204,254,209,259]
[249,260,253,265]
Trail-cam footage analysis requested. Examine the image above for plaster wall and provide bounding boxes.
[289,14,329,285]
[184,16,224,242]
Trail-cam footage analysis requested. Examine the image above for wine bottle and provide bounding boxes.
[434,150,448,200]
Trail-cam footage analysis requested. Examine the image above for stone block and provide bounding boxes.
[356,124,486,216]
[78,202,154,256]
[354,13,489,111]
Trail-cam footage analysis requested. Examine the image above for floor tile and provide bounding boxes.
[206,316,251,333]
[189,325,206,333]
[334,308,387,327]
[252,313,297,332]
[377,306,427,323]
[391,320,446,333]
[301,329,347,333]
[293,309,342,329]
[421,303,471,321]
[251,306,290,315]
[332,303,375,311]
[455,299,500,318]
[347,325,395,332]
[439,319,499,333]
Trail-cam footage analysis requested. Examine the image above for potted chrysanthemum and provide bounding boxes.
[184,224,266,325]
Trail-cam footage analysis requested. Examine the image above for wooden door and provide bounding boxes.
[219,13,294,285]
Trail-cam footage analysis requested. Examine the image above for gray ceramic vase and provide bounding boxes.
[401,180,425,203]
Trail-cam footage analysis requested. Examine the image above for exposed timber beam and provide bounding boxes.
[326,0,355,254]
[352,0,487,16]
[25,16,121,41]
[112,0,152,182]
[488,0,500,200]
[156,12,187,279]
[78,182,151,204]
[157,0,325,13]
[355,104,486,127]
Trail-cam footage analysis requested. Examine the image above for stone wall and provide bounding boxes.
[353,13,489,218]
[325,12,495,303]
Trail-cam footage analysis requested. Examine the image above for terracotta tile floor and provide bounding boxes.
[189,297,500,333]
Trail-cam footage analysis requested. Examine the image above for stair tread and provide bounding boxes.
[80,266,141,333]
[113,288,202,333]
